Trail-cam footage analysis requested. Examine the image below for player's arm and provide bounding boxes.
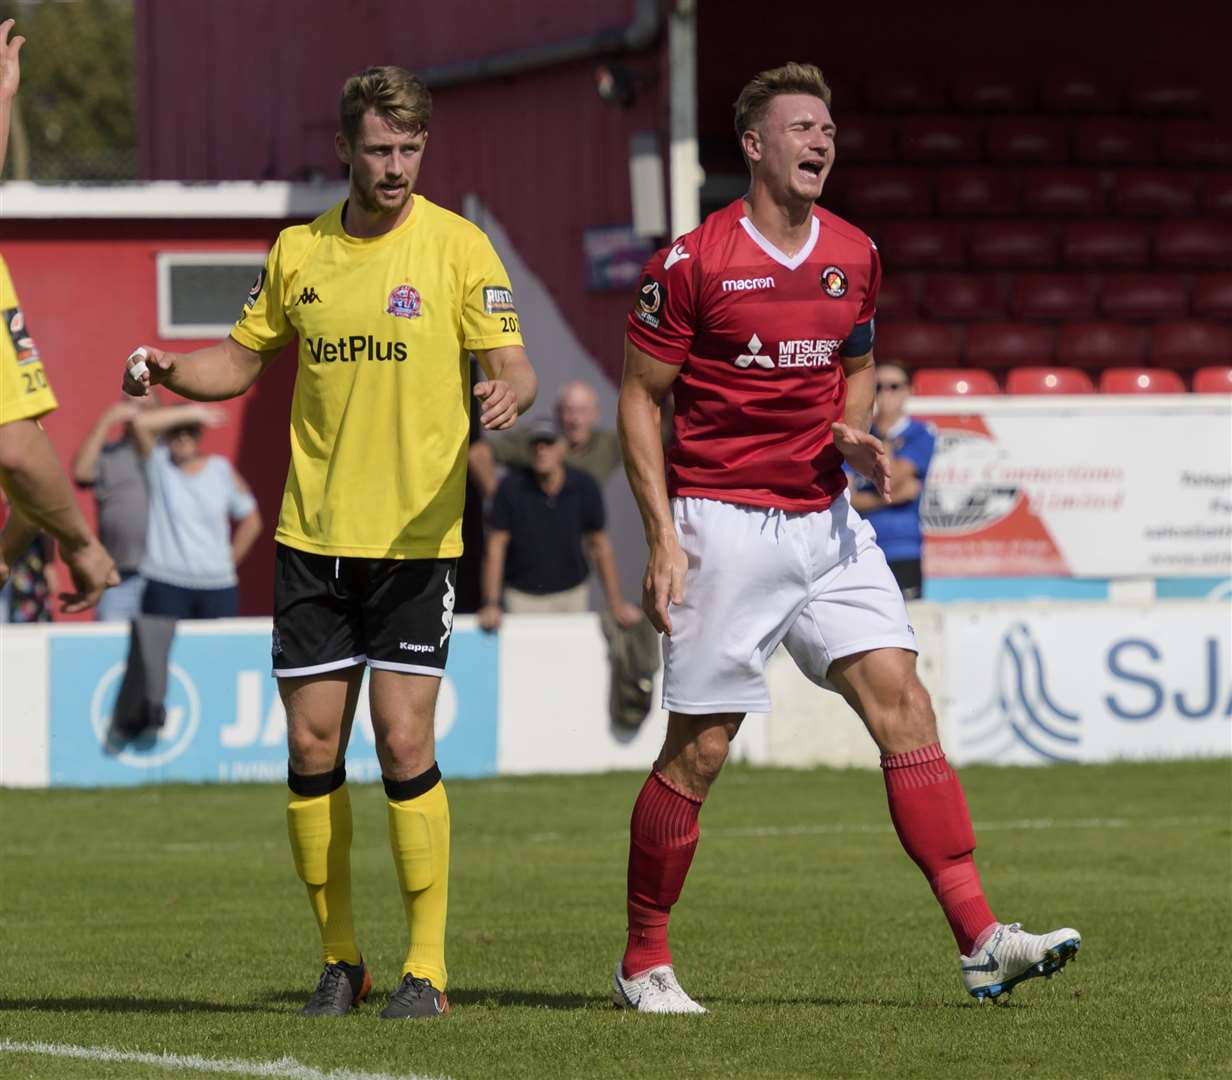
[473,345,538,431]
[122,337,276,403]
[478,528,510,632]
[619,339,684,635]
[832,350,890,501]
[0,418,119,610]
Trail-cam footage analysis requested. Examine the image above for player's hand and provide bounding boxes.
[474,379,519,430]
[0,19,24,103]
[477,602,503,633]
[612,599,644,630]
[832,422,891,501]
[123,346,175,397]
[58,538,120,614]
[642,539,687,635]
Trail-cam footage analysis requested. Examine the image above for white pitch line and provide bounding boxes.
[0,1041,448,1080]
[523,813,1226,842]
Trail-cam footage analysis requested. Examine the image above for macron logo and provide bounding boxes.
[663,241,690,271]
[722,276,776,293]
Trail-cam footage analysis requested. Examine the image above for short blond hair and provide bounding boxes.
[734,62,833,145]
[340,66,432,145]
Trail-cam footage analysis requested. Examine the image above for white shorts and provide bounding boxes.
[662,494,917,715]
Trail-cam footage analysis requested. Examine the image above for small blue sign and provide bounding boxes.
[48,627,499,787]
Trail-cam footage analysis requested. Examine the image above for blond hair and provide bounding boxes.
[339,66,432,145]
[733,62,833,145]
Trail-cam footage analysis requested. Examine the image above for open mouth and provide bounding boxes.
[378,182,406,197]
[799,160,825,178]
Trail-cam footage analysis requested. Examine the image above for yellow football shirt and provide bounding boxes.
[0,254,58,426]
[231,196,524,559]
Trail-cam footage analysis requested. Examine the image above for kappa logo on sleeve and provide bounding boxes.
[4,307,41,366]
[244,268,266,309]
[483,286,516,314]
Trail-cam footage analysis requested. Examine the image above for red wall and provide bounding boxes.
[3,222,295,620]
[136,0,666,384]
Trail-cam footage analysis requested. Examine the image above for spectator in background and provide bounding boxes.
[72,395,157,621]
[493,380,622,486]
[479,417,640,629]
[111,404,262,736]
[847,361,936,600]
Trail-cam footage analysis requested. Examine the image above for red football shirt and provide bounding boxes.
[626,198,880,512]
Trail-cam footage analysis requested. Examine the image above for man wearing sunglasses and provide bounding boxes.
[848,362,936,600]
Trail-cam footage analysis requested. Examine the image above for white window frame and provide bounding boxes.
[156,251,268,340]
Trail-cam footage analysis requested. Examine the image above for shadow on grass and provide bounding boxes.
[257,987,606,1010]
[0,996,274,1015]
[700,995,995,1010]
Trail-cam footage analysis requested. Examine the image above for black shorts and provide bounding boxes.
[272,543,456,678]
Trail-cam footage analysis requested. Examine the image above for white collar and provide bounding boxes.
[739,213,819,270]
[880,415,911,438]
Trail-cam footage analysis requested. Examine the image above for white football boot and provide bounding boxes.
[612,962,707,1014]
[960,921,1082,1001]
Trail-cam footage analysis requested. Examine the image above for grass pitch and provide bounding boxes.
[1,759,1230,1080]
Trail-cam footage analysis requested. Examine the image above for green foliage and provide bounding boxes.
[14,0,135,180]
[0,760,1230,1079]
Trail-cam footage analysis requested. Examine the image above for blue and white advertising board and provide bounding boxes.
[943,606,1232,765]
[47,622,499,787]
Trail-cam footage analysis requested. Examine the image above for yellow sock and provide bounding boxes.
[287,783,361,966]
[387,777,450,989]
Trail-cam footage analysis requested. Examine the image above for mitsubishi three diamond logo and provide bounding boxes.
[734,333,774,369]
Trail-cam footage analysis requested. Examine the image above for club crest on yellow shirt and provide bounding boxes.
[386,284,423,320]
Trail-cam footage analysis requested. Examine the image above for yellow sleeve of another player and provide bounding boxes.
[0,254,59,426]
[460,233,525,352]
[230,236,295,353]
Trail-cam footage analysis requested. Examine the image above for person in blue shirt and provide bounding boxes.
[848,362,935,599]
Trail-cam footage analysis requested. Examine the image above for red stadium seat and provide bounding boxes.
[1011,273,1098,320]
[864,74,946,113]
[1057,322,1148,367]
[1006,367,1095,394]
[922,273,1006,320]
[1021,169,1106,216]
[898,116,981,162]
[1062,222,1150,268]
[1200,173,1232,216]
[1192,366,1232,393]
[835,115,898,163]
[872,274,920,320]
[1161,120,1232,165]
[913,368,1000,395]
[1151,321,1232,369]
[985,117,1068,163]
[1156,220,1232,268]
[970,222,1057,268]
[935,168,1019,216]
[836,168,932,217]
[966,323,1056,368]
[1098,368,1187,394]
[873,222,967,269]
[1111,170,1197,216]
[1193,275,1232,319]
[1039,74,1119,114]
[949,75,1033,113]
[875,321,963,367]
[1099,274,1189,320]
[1072,118,1156,165]
[1127,81,1207,115]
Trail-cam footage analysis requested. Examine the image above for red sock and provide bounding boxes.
[881,743,996,956]
[623,768,703,978]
